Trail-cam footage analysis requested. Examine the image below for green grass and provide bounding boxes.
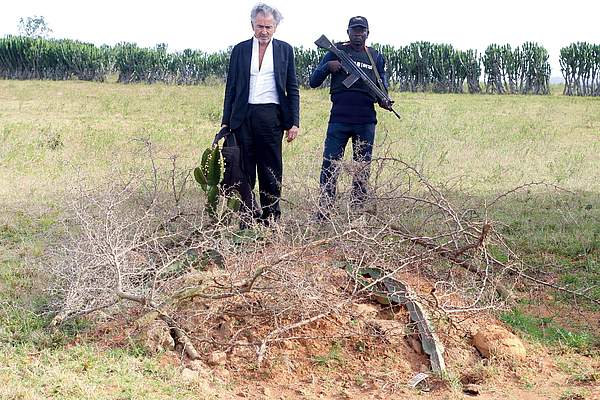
[490,191,600,304]
[556,355,600,384]
[0,206,209,399]
[0,344,210,400]
[312,341,344,368]
[2,80,599,204]
[0,212,210,399]
[500,308,596,351]
[1,214,47,344]
[1,79,600,396]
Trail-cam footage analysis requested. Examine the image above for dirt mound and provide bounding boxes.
[80,259,600,400]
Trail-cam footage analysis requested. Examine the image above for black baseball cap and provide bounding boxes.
[348,16,368,29]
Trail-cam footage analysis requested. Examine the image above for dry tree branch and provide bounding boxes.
[256,311,331,366]
[488,256,600,307]
[43,142,598,370]
[487,180,576,208]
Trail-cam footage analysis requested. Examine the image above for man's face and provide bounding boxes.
[252,13,277,45]
[347,26,368,48]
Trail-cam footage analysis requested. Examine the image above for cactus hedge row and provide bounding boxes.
[1,35,598,95]
[0,35,111,81]
[481,42,551,95]
[560,42,600,96]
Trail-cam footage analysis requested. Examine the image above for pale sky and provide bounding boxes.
[2,0,599,77]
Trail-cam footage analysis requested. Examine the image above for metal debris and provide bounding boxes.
[348,266,447,374]
[408,372,430,388]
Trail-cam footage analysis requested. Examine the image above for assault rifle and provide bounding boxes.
[314,34,401,119]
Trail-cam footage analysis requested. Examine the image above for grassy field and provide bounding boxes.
[2,80,599,202]
[1,80,599,398]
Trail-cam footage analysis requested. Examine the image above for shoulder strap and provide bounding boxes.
[365,47,386,93]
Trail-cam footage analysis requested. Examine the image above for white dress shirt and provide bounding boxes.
[248,37,280,105]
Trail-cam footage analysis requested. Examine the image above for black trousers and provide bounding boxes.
[235,103,284,220]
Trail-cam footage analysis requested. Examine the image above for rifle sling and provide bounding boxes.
[365,46,386,94]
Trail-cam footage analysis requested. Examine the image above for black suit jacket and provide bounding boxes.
[222,38,300,131]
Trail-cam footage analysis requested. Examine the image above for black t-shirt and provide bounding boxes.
[328,45,382,124]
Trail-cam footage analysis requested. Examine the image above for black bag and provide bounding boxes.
[212,127,256,215]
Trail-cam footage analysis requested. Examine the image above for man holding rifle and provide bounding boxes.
[310,16,393,220]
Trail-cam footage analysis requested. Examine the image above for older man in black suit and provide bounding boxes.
[221,3,300,226]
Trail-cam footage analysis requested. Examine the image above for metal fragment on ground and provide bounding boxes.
[348,266,447,374]
[408,372,430,388]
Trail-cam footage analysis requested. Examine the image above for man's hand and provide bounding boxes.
[378,99,394,111]
[285,125,299,142]
[327,60,342,73]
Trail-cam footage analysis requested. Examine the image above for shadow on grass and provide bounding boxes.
[484,189,600,302]
[455,188,600,351]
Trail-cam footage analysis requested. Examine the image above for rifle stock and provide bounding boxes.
[314,35,400,119]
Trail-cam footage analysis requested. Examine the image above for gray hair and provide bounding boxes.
[251,3,283,26]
